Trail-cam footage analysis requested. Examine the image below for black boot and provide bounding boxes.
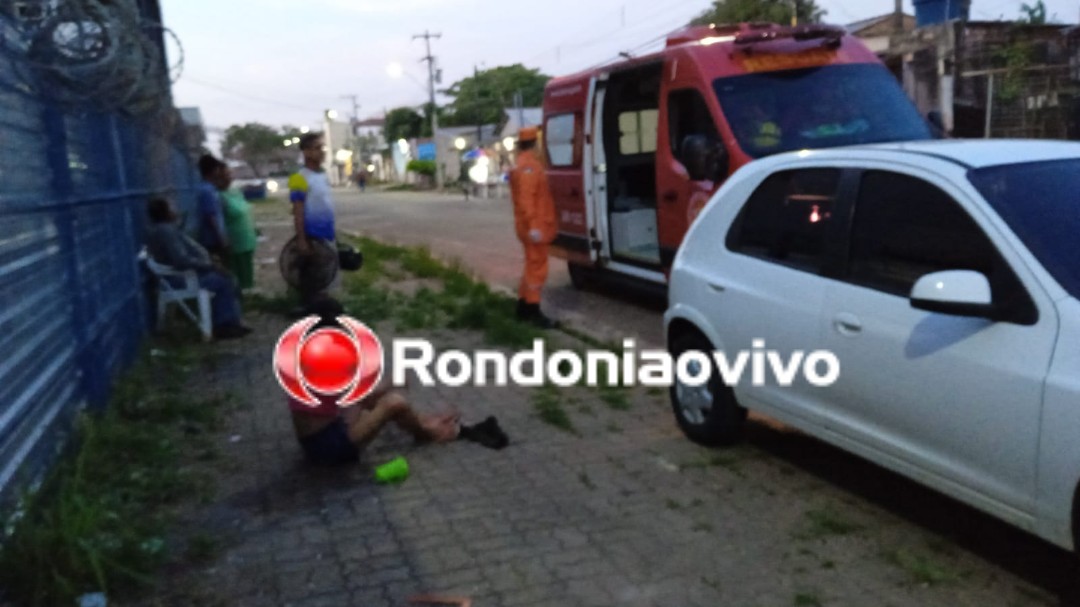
[529,303,559,330]
[516,298,532,321]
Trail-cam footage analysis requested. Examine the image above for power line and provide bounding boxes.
[523,0,701,66]
[573,11,695,74]
[181,76,323,113]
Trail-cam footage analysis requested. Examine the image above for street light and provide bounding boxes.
[291,137,300,144]
[454,137,466,150]
[283,139,292,147]
[300,126,310,133]
[326,109,338,120]
[502,136,515,150]
[386,61,431,93]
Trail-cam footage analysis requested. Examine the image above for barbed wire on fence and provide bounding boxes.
[4,0,183,117]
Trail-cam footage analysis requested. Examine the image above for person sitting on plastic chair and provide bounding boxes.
[145,198,252,340]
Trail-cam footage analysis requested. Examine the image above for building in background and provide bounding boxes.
[321,112,354,186]
[354,117,388,182]
[849,1,1080,139]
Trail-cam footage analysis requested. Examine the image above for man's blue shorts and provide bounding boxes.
[300,418,360,466]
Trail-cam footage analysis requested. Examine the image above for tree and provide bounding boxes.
[690,0,826,26]
[441,64,550,127]
[384,106,426,142]
[221,122,283,176]
[1019,0,1047,24]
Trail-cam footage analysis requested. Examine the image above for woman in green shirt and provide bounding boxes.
[214,163,258,289]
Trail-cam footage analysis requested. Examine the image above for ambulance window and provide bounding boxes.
[726,168,841,274]
[618,110,658,155]
[545,113,577,167]
[668,89,717,155]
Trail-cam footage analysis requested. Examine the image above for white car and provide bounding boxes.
[665,140,1080,554]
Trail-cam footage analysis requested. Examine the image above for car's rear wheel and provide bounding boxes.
[669,330,747,446]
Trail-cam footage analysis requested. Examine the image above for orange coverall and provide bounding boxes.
[509,149,557,304]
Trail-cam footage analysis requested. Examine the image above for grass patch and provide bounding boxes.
[531,384,575,434]
[400,246,444,279]
[881,548,958,587]
[599,387,631,411]
[793,508,863,542]
[794,592,823,606]
[679,453,742,472]
[0,340,224,606]
[345,236,548,349]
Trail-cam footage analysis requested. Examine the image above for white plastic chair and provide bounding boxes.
[139,247,214,341]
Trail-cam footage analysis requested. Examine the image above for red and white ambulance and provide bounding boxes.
[541,22,934,286]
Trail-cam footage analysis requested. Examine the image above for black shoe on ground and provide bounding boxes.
[515,298,531,321]
[459,416,510,450]
[528,303,559,330]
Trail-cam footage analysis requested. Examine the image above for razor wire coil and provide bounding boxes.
[5,0,184,116]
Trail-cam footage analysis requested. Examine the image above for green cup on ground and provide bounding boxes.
[374,456,409,484]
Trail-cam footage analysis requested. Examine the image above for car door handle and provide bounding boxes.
[707,281,726,293]
[833,313,862,336]
[662,190,678,203]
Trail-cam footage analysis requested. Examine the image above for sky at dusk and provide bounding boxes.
[162,0,1079,151]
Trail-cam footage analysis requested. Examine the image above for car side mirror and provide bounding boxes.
[680,135,728,182]
[910,270,996,319]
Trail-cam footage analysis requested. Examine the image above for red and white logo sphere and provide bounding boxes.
[273,315,384,407]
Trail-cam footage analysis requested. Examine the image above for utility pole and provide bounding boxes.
[341,94,360,175]
[413,30,443,190]
[474,65,483,145]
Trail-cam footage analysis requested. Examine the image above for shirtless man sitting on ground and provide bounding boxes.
[287,297,459,466]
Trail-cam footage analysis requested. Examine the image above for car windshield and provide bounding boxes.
[968,158,1080,300]
[713,63,933,158]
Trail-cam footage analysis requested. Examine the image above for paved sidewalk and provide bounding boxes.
[138,214,1066,607]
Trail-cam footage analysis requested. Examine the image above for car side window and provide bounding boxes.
[848,171,998,297]
[726,168,841,274]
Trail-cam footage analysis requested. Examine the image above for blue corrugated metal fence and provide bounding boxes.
[0,9,197,506]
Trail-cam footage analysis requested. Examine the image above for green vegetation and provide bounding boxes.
[793,508,863,541]
[794,592,824,606]
[532,383,575,433]
[881,548,958,587]
[0,338,226,606]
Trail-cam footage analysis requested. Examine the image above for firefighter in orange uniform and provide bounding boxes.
[510,126,558,329]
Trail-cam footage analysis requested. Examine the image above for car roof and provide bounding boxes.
[763,139,1080,169]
